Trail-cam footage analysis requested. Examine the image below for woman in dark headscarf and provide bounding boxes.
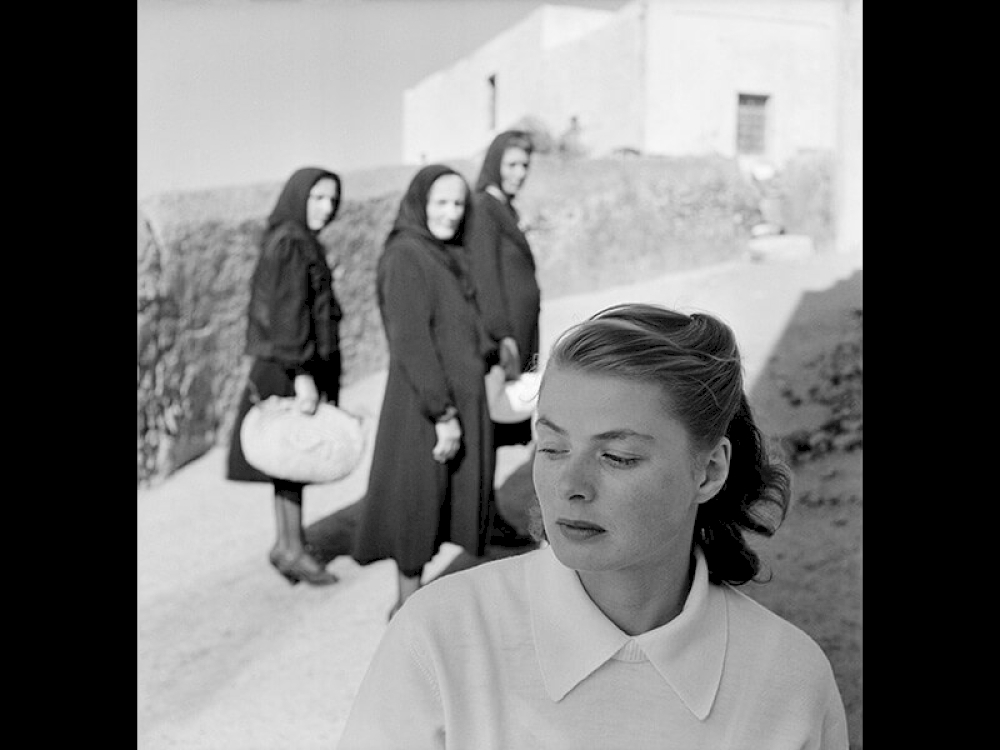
[464,131,542,547]
[464,130,541,449]
[352,164,497,619]
[226,166,343,587]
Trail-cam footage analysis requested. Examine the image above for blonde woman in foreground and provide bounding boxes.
[338,302,849,750]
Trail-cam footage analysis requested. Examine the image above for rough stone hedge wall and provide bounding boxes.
[513,156,764,297]
[137,192,400,486]
[138,154,827,486]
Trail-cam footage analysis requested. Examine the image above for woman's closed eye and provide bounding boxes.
[536,445,566,458]
[536,445,640,468]
[602,452,640,468]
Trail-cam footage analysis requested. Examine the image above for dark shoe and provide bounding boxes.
[269,548,339,586]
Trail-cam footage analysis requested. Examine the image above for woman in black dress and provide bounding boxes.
[464,130,541,448]
[352,165,496,618]
[464,131,542,545]
[226,166,343,587]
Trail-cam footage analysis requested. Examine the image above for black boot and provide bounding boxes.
[271,483,339,586]
[269,547,339,586]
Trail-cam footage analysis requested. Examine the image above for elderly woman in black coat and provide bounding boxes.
[226,166,343,587]
[352,164,497,619]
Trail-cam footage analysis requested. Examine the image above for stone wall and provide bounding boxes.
[137,154,823,486]
[137,188,400,487]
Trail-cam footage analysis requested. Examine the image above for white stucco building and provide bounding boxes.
[403,0,862,252]
[405,0,858,164]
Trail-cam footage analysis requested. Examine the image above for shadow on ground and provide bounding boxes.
[304,451,539,575]
[744,267,862,750]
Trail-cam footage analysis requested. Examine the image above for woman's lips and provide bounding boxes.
[556,519,606,541]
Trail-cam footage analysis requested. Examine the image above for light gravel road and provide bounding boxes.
[137,248,862,750]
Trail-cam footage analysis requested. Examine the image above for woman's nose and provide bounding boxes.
[558,454,596,503]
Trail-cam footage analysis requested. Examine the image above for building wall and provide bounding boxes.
[643,0,841,164]
[402,5,627,164]
[835,0,862,255]
[541,1,646,156]
[403,12,542,165]
[404,0,848,172]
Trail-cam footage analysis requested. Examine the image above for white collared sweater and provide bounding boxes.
[337,546,848,750]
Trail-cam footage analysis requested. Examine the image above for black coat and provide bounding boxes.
[245,222,341,368]
[352,165,497,575]
[464,190,541,373]
[226,167,343,484]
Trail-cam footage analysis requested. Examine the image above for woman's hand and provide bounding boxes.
[432,417,462,463]
[499,337,521,380]
[293,373,319,415]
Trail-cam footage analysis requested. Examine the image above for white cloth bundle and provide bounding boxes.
[485,366,541,424]
[241,397,365,484]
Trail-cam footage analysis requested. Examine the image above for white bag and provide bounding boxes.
[485,365,541,424]
[240,397,365,484]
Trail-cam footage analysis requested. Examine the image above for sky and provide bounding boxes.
[137,0,625,200]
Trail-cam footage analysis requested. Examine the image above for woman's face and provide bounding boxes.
[425,174,467,240]
[499,146,531,197]
[306,177,338,231]
[532,365,728,577]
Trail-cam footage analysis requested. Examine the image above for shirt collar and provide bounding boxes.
[526,545,727,720]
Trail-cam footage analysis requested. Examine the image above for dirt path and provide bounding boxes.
[138,250,862,750]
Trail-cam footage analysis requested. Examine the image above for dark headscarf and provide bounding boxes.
[471,132,532,254]
[474,130,533,195]
[390,164,470,245]
[267,166,342,233]
[388,164,475,298]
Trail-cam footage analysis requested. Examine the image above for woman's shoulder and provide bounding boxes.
[267,219,312,242]
[402,550,536,621]
[722,584,836,675]
[719,586,847,738]
[469,191,505,221]
[381,232,433,269]
[262,222,314,259]
[470,190,499,207]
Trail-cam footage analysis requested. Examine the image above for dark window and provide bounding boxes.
[488,74,497,130]
[737,93,769,154]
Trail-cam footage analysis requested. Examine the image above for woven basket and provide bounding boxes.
[240,397,365,484]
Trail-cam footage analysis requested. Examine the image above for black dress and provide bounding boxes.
[352,165,497,576]
[465,191,540,448]
[464,131,541,450]
[465,190,541,373]
[226,168,343,485]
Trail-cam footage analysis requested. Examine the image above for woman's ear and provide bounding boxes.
[696,437,731,505]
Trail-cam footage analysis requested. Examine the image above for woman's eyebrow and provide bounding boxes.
[535,416,564,434]
[536,417,654,443]
[594,429,655,443]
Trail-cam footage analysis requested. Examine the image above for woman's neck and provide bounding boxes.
[576,553,696,636]
[485,184,509,204]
